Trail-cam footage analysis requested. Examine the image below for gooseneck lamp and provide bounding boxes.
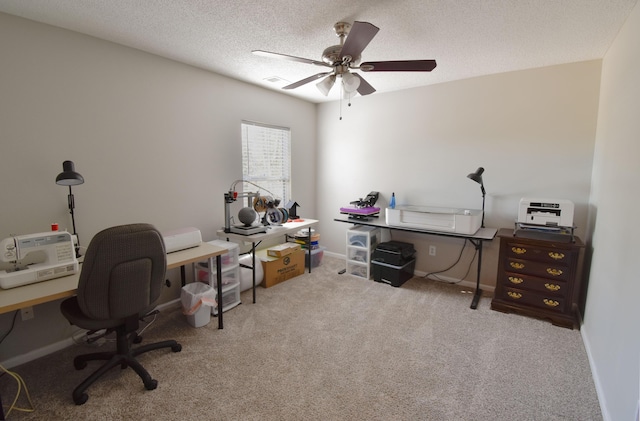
[56,160,84,257]
[467,167,486,228]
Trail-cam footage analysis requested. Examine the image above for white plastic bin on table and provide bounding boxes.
[181,283,217,327]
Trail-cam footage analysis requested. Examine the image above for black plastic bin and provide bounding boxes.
[372,258,416,287]
[372,241,416,266]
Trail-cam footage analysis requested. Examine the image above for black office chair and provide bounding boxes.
[60,223,182,405]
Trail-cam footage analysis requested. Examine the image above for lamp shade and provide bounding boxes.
[342,72,361,93]
[55,160,84,186]
[316,75,336,96]
[467,167,484,185]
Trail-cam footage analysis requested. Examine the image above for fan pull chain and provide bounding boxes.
[339,83,343,120]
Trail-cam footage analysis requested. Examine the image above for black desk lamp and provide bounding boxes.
[56,160,84,257]
[467,167,485,228]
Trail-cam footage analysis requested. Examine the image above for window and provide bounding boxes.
[241,121,291,203]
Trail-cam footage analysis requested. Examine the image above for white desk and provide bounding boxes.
[217,219,319,303]
[334,216,497,309]
[0,242,229,328]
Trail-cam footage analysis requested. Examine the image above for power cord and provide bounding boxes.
[0,362,35,417]
[0,311,35,417]
[0,311,19,346]
[423,239,478,284]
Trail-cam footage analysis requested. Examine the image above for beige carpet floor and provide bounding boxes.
[1,255,602,420]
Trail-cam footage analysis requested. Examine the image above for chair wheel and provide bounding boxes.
[145,379,158,390]
[172,344,182,352]
[74,360,87,370]
[73,392,89,405]
[133,334,143,344]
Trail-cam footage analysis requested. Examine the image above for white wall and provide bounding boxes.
[585,1,640,420]
[317,61,600,289]
[0,13,316,362]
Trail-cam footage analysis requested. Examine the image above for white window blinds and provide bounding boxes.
[241,121,291,203]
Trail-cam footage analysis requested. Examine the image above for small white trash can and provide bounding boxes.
[181,283,217,328]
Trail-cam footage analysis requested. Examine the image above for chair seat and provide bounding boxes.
[61,297,158,331]
[61,297,125,331]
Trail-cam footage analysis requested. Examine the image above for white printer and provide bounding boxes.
[518,198,574,228]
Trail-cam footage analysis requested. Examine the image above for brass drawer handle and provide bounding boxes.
[543,299,560,307]
[507,291,522,299]
[510,262,525,270]
[546,268,563,276]
[512,247,526,255]
[544,283,561,291]
[508,276,524,284]
[548,252,565,260]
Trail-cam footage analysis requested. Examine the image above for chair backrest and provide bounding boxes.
[76,223,167,321]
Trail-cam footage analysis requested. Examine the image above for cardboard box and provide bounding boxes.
[259,249,305,288]
[267,242,302,257]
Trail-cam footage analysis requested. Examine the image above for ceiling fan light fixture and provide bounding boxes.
[342,72,361,93]
[316,74,336,96]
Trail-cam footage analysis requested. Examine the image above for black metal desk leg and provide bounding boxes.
[180,266,186,287]
[252,242,257,304]
[470,240,483,309]
[307,227,312,273]
[216,255,223,329]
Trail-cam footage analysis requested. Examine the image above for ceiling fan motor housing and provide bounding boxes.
[322,45,361,68]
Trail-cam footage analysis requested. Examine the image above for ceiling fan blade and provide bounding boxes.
[283,72,333,90]
[252,50,330,67]
[360,60,437,72]
[340,21,379,60]
[353,74,376,96]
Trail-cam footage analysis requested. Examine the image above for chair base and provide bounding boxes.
[71,326,181,405]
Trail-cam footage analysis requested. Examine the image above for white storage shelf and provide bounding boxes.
[211,280,241,316]
[195,239,242,314]
[196,263,240,286]
[345,225,381,280]
[204,240,240,270]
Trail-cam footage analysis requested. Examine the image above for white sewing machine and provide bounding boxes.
[0,231,79,289]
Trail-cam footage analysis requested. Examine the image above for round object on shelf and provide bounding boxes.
[238,207,258,226]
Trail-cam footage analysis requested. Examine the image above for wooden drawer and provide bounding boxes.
[492,228,586,329]
[504,241,575,265]
[500,286,567,313]
[501,272,568,298]
[504,257,570,281]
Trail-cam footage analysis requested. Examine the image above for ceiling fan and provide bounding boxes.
[253,21,437,98]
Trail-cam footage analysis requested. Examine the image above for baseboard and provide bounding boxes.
[0,299,183,370]
[1,337,75,369]
[581,326,611,421]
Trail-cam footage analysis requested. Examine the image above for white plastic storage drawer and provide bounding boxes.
[195,263,240,286]
[347,261,369,279]
[347,226,380,248]
[212,280,241,315]
[347,247,370,264]
[205,240,240,271]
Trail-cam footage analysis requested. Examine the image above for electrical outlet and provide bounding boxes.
[21,306,34,321]
[429,245,437,256]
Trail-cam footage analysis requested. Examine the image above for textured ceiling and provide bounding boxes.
[1,0,637,103]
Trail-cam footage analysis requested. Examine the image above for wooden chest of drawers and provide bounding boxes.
[491,228,585,329]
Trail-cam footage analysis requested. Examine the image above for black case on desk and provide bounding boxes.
[372,241,416,266]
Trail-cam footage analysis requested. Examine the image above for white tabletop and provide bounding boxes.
[217,219,319,243]
[0,241,230,315]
